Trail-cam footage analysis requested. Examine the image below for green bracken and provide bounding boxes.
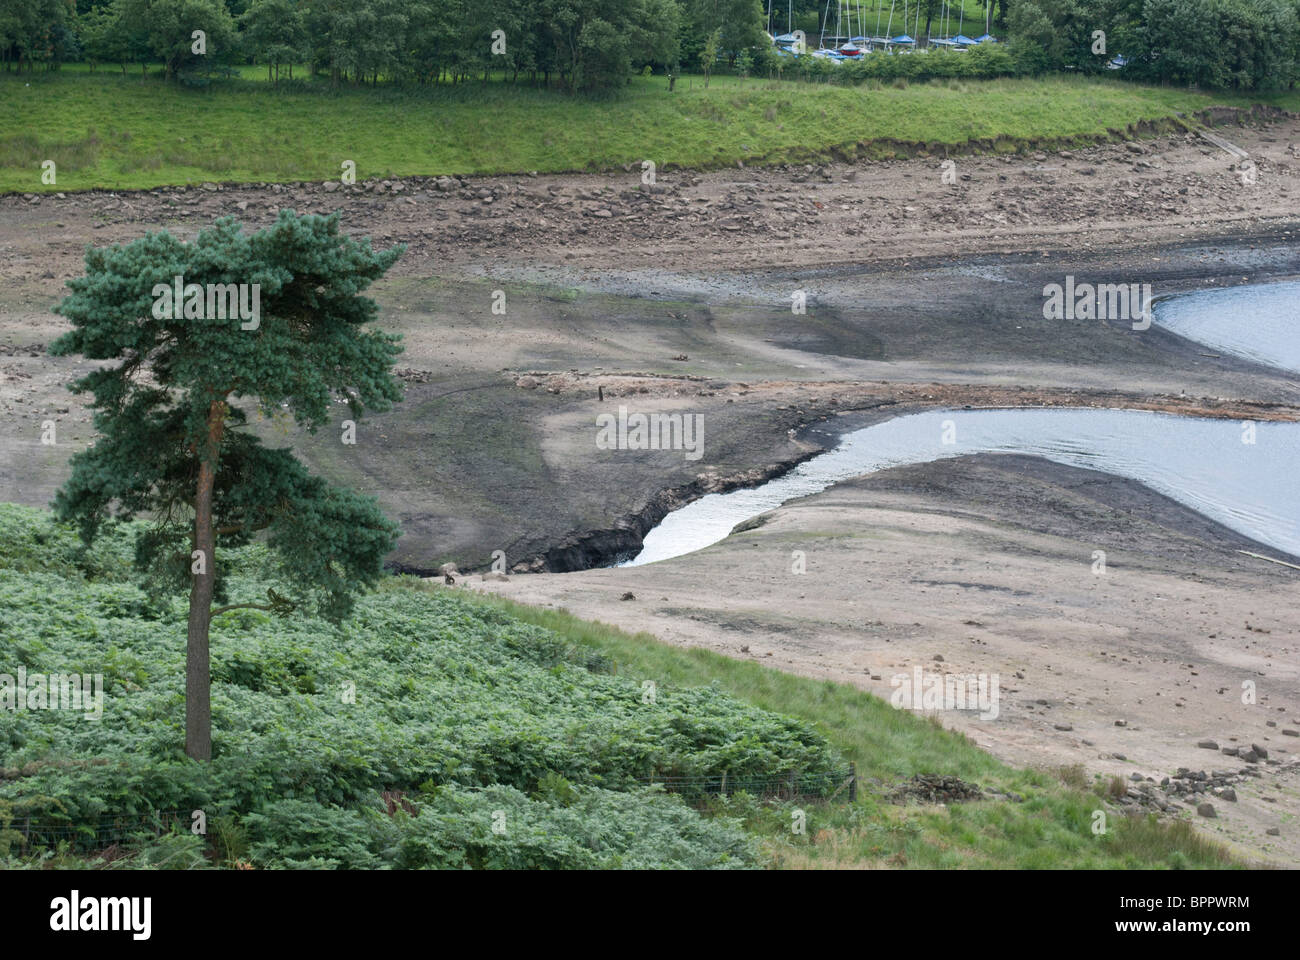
[0,504,1241,869]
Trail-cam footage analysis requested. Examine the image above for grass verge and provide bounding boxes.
[2,71,1288,193]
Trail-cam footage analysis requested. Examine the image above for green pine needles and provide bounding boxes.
[50,209,407,760]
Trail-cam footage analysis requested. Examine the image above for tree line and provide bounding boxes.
[0,0,763,90]
[1009,0,1300,89]
[2,0,1297,92]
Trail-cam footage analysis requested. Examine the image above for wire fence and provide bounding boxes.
[2,810,191,853]
[3,765,858,852]
[635,765,857,802]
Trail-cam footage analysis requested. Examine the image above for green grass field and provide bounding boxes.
[2,68,1287,194]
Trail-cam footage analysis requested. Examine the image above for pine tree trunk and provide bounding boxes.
[185,399,226,761]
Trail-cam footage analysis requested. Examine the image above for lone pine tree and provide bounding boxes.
[51,210,405,761]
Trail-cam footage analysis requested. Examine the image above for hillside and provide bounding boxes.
[1,71,1284,194]
[0,504,1236,869]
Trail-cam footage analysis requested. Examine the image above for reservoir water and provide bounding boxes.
[1152,280,1300,375]
[626,282,1300,567]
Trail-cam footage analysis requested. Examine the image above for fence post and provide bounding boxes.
[848,762,857,802]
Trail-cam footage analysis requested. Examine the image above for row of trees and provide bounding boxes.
[1009,0,1300,89]
[0,0,766,90]
[3,0,1298,90]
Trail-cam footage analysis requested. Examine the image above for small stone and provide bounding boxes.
[1196,802,1217,818]
[1197,740,1219,750]
[1054,724,1073,731]
[620,591,635,601]
[1252,744,1269,759]
[1266,827,1280,836]
[1114,719,1127,727]
[932,655,944,662]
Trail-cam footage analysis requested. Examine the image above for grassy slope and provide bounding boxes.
[1,70,1284,194]
[457,588,1238,869]
[0,502,1238,869]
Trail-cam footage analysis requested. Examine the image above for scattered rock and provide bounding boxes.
[1196,802,1217,818]
[889,774,983,805]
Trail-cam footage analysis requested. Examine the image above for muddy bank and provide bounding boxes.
[5,110,1300,282]
[485,383,1300,574]
[5,259,1300,573]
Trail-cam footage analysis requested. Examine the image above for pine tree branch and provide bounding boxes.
[209,602,276,617]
